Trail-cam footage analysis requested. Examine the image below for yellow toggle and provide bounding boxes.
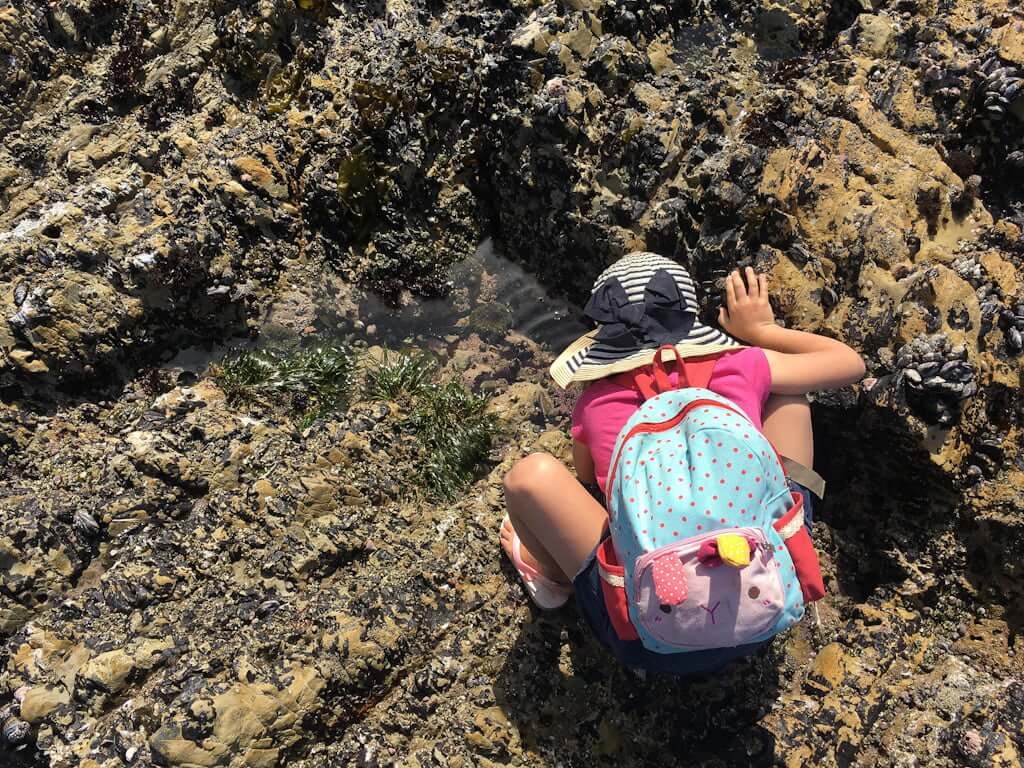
[717,534,751,567]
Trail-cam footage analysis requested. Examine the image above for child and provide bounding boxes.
[499,252,864,675]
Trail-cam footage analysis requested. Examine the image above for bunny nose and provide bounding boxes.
[652,555,688,605]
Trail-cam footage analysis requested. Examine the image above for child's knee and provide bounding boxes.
[503,452,562,498]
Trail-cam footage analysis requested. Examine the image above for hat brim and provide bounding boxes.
[549,330,743,388]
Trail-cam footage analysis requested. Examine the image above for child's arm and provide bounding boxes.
[573,441,597,485]
[573,440,607,507]
[718,267,865,394]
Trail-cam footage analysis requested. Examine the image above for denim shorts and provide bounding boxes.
[573,481,815,678]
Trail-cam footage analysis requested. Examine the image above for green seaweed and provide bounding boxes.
[213,342,356,425]
[262,66,304,115]
[351,79,407,132]
[467,302,513,337]
[363,351,437,402]
[335,148,386,242]
[418,43,470,87]
[409,380,497,501]
[294,0,333,21]
[293,406,327,432]
[336,150,376,208]
[363,349,496,497]
[215,341,494,497]
[349,43,469,133]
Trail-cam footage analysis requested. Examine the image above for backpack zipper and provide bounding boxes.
[632,525,768,582]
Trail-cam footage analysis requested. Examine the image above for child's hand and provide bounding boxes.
[718,267,776,344]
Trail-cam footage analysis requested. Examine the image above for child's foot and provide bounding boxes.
[499,516,573,610]
[499,517,542,574]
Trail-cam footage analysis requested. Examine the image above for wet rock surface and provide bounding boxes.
[2,0,1023,766]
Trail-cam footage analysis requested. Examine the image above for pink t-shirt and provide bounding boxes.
[571,348,772,492]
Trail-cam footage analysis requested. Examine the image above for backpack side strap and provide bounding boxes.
[780,457,826,500]
[772,493,826,603]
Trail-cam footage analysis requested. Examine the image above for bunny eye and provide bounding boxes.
[659,603,672,614]
[747,586,760,599]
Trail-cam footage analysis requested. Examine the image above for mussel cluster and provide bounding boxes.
[0,691,31,749]
[976,55,1023,120]
[895,334,976,425]
[1000,303,1024,354]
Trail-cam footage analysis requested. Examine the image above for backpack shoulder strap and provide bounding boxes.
[677,356,718,389]
[609,348,727,401]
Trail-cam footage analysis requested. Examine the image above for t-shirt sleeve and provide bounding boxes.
[750,347,772,405]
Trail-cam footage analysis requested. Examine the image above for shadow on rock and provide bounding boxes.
[810,392,961,605]
[492,579,784,767]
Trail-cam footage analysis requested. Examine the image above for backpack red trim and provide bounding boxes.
[773,492,826,603]
[610,348,726,400]
[595,539,639,641]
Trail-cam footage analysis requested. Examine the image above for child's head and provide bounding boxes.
[549,252,739,388]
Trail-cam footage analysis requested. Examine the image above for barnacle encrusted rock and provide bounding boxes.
[1,0,1023,766]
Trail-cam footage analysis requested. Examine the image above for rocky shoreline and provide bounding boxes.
[2,0,1023,765]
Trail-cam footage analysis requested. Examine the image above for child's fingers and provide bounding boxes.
[718,306,729,326]
[757,272,768,298]
[730,269,747,299]
[725,273,737,306]
[745,266,759,298]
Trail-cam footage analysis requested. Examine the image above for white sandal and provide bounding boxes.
[501,516,573,610]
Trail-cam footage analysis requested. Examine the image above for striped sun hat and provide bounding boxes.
[549,252,740,388]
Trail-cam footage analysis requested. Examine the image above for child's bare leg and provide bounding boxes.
[762,394,814,467]
[502,453,609,584]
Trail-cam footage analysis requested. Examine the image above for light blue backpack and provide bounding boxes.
[600,348,818,654]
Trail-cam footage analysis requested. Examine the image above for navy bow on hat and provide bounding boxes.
[583,269,695,349]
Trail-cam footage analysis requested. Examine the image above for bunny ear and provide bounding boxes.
[652,555,688,605]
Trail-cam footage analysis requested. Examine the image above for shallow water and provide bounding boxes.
[477,238,590,351]
[158,239,589,378]
[349,237,588,352]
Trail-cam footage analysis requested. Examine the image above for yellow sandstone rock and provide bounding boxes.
[19,685,70,724]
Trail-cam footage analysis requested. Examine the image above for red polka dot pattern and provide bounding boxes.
[605,388,805,645]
